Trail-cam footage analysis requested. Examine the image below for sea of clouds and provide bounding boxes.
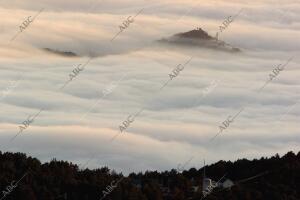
[0,0,299,174]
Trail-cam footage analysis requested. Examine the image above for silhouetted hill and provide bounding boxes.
[159,28,241,53]
[0,151,299,200]
[174,28,214,40]
[43,48,78,57]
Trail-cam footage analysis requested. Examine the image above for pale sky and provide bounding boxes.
[0,0,299,174]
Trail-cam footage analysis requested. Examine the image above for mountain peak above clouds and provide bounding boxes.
[159,28,241,53]
[43,48,78,57]
[174,28,214,40]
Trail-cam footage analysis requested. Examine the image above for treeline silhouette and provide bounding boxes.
[0,151,299,200]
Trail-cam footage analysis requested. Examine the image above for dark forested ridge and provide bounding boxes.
[0,151,299,200]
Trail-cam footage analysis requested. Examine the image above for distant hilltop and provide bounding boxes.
[43,48,78,57]
[159,28,241,53]
[174,28,214,40]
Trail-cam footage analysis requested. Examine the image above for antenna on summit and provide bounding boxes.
[202,159,206,192]
[203,160,206,178]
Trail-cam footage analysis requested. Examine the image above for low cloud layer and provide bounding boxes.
[0,0,299,174]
